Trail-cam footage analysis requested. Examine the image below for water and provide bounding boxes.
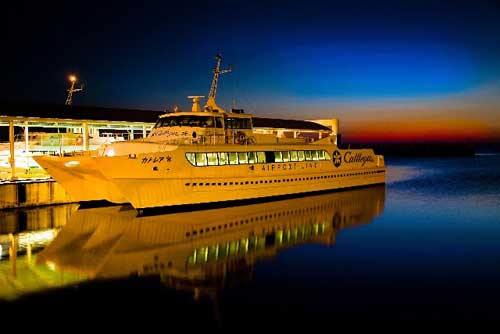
[0,155,499,324]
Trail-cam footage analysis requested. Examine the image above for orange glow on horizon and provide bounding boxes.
[343,118,499,143]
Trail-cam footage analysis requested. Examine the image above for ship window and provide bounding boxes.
[298,151,305,161]
[215,117,224,128]
[248,151,257,164]
[207,153,218,166]
[290,151,298,161]
[282,151,290,162]
[265,151,275,163]
[228,152,238,165]
[311,150,319,161]
[274,151,283,163]
[318,150,325,160]
[218,152,229,165]
[238,152,248,164]
[225,117,252,129]
[195,153,207,166]
[324,151,331,160]
[304,150,312,161]
[185,153,196,166]
[257,151,266,163]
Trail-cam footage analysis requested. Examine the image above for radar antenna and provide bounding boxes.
[205,54,232,112]
[187,96,205,112]
[65,75,84,105]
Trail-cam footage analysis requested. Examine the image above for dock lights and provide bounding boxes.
[105,148,115,157]
[69,75,77,82]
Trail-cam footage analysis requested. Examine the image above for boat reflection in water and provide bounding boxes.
[34,185,385,299]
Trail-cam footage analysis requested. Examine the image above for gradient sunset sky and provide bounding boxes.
[4,0,500,143]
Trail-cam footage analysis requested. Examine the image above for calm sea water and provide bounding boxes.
[1,155,499,324]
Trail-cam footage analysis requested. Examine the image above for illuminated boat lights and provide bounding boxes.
[64,160,80,167]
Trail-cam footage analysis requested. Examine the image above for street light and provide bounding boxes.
[65,74,84,105]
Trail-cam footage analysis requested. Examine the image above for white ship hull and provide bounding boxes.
[33,155,128,204]
[35,142,385,210]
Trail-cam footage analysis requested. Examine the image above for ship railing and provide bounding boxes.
[49,150,99,157]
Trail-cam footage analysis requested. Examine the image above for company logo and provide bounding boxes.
[344,151,375,166]
[333,150,342,167]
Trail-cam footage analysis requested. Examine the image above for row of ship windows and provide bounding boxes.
[185,150,331,167]
[184,170,384,187]
[187,217,326,239]
[187,224,327,264]
[185,201,342,238]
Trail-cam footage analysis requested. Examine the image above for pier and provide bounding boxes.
[0,101,162,208]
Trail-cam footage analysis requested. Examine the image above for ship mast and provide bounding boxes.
[205,54,232,112]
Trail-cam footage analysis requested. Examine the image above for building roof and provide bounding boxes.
[0,100,163,123]
[253,117,331,132]
[0,101,331,131]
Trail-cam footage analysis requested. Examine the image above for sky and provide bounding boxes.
[3,0,500,143]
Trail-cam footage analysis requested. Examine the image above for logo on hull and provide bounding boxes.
[333,150,342,168]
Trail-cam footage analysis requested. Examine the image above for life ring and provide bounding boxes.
[236,132,246,144]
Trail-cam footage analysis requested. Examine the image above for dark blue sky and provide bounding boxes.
[4,0,500,133]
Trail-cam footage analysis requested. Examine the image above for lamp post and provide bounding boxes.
[65,75,83,106]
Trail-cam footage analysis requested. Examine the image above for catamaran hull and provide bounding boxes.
[33,155,128,204]
[91,144,386,210]
[108,171,385,210]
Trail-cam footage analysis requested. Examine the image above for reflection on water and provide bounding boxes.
[0,205,78,260]
[0,186,385,302]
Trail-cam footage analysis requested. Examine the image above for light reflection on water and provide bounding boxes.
[1,155,499,323]
[0,185,385,301]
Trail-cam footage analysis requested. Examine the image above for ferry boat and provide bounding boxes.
[34,55,386,211]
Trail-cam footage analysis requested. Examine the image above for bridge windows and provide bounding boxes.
[155,115,224,128]
[224,117,252,129]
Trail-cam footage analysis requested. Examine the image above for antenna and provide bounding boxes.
[207,54,232,102]
[187,96,205,112]
[65,74,84,105]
